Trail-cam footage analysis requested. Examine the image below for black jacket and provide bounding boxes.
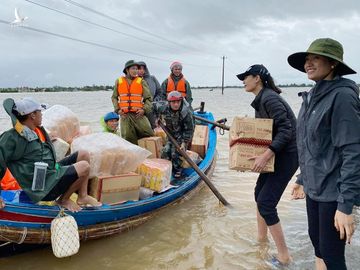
[251,87,297,154]
[296,77,360,214]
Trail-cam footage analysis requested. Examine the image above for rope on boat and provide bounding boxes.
[18,226,27,244]
[0,225,28,244]
[0,241,11,247]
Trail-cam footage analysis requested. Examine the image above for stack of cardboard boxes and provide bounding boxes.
[229,116,274,173]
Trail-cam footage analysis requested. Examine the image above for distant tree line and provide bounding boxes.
[0,85,113,93]
[1,83,359,92]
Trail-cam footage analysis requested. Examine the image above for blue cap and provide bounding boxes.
[104,112,119,122]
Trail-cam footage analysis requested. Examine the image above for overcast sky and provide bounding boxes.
[1,0,360,88]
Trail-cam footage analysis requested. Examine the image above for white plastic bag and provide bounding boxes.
[71,133,152,178]
[51,210,80,258]
[42,105,80,143]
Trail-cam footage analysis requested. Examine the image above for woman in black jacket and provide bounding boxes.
[236,64,298,265]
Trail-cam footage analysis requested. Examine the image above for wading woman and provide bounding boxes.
[236,64,298,265]
[289,38,360,270]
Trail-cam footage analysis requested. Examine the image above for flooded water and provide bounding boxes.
[0,88,359,270]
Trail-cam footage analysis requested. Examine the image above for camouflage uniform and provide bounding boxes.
[154,101,194,172]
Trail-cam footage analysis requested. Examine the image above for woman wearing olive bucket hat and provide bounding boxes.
[288,38,360,270]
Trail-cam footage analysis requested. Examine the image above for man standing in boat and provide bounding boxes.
[160,61,193,107]
[153,91,195,178]
[137,61,162,129]
[112,60,154,145]
[0,97,102,212]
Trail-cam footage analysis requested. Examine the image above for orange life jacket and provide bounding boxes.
[166,76,186,97]
[1,168,21,190]
[117,76,144,113]
[35,127,46,142]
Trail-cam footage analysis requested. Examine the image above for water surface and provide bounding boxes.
[0,88,359,269]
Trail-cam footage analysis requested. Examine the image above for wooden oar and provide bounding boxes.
[158,121,230,206]
[194,115,230,131]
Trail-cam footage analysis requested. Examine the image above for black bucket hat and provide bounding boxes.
[123,60,139,74]
[288,38,356,76]
[236,64,270,81]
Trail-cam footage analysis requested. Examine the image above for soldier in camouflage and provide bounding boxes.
[153,91,194,177]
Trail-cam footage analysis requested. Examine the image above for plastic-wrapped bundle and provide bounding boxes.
[181,150,202,168]
[71,133,151,178]
[42,105,80,143]
[137,159,172,192]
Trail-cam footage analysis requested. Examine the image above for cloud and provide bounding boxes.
[0,0,359,87]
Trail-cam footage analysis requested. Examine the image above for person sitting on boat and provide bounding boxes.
[0,97,102,212]
[101,111,120,135]
[111,60,154,145]
[160,61,193,107]
[153,91,195,178]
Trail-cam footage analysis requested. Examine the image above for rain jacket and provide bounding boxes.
[137,61,162,101]
[100,116,120,136]
[251,87,297,153]
[295,77,360,214]
[0,126,68,203]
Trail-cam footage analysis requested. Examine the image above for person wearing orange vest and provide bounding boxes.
[111,60,154,144]
[0,97,102,212]
[160,61,193,106]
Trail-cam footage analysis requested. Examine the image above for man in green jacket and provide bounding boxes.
[0,97,101,212]
[160,61,193,106]
[111,60,154,145]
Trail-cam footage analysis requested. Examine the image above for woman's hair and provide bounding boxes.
[261,74,282,94]
[12,108,29,122]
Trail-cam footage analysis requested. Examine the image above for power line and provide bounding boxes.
[0,19,219,68]
[23,0,179,52]
[62,0,196,51]
[0,19,169,62]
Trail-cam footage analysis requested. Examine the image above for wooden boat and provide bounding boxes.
[0,111,217,248]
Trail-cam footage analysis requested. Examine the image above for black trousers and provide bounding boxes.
[254,151,298,226]
[306,196,347,270]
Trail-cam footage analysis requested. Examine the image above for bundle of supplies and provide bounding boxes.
[52,138,70,161]
[71,133,151,178]
[89,173,142,204]
[138,136,163,158]
[181,150,202,168]
[154,127,167,145]
[42,105,80,143]
[137,159,172,192]
[79,125,92,137]
[190,125,209,158]
[229,116,274,172]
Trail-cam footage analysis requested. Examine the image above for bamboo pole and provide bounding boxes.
[158,121,230,206]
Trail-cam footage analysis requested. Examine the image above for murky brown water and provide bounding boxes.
[1,88,359,270]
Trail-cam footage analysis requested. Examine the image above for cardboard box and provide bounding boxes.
[52,137,70,162]
[190,125,209,158]
[154,127,167,145]
[138,137,163,158]
[229,117,274,172]
[137,159,172,192]
[89,173,141,204]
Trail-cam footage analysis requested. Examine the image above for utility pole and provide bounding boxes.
[221,56,226,95]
